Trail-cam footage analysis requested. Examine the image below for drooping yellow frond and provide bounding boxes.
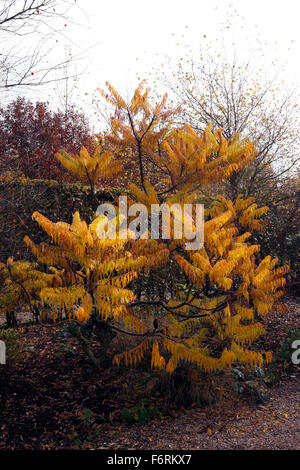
[76,293,93,322]
[151,341,166,370]
[113,340,150,368]
[40,286,86,319]
[163,338,236,373]
[231,342,263,368]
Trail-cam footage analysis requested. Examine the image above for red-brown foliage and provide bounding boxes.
[0,97,96,181]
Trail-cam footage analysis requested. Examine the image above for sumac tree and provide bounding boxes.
[19,83,289,373]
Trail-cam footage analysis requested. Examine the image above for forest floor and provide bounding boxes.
[0,297,299,450]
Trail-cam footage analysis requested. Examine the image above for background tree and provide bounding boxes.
[0,97,96,180]
[154,54,300,206]
[254,171,300,293]
[0,0,80,91]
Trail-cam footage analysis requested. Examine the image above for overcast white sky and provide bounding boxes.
[6,0,300,128]
[76,0,300,82]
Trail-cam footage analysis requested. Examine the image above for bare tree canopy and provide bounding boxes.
[155,53,300,204]
[0,0,81,90]
[1,1,60,33]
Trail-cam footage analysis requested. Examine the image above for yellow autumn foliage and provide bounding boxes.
[5,81,289,375]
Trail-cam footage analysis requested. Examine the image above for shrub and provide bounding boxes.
[5,83,289,376]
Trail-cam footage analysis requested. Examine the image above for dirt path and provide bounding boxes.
[98,378,299,450]
[0,298,299,450]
